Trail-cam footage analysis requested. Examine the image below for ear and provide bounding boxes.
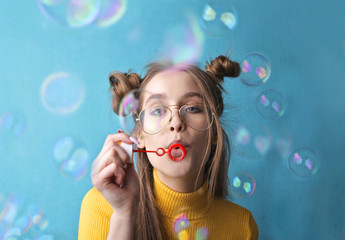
[136,131,146,148]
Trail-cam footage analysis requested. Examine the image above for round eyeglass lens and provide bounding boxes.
[140,105,171,134]
[180,104,213,131]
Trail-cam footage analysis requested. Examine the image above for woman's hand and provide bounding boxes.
[91,130,140,213]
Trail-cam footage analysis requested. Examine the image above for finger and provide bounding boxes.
[92,161,125,188]
[98,133,134,158]
[92,144,132,176]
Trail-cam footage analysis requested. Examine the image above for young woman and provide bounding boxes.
[78,55,259,240]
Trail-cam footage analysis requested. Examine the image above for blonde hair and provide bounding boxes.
[109,55,241,239]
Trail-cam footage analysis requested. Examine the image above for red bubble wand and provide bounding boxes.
[119,142,186,162]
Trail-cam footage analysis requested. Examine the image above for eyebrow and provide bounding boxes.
[144,92,203,105]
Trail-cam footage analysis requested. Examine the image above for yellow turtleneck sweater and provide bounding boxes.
[78,169,258,239]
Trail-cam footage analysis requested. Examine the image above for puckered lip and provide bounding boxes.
[165,140,190,150]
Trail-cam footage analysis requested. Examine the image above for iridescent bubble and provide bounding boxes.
[177,229,189,240]
[118,89,165,137]
[230,172,256,198]
[0,111,27,137]
[14,215,32,234]
[37,0,101,28]
[200,2,238,36]
[233,123,272,159]
[173,212,190,234]
[40,72,85,114]
[161,12,204,66]
[118,89,140,135]
[288,147,319,177]
[240,53,271,86]
[3,227,21,239]
[255,89,287,119]
[0,195,25,224]
[273,128,293,160]
[0,111,28,156]
[36,234,54,240]
[95,0,127,28]
[52,136,90,180]
[195,227,209,240]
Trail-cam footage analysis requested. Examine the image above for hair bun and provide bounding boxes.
[205,55,241,81]
[109,71,141,115]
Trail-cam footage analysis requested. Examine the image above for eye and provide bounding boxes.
[184,105,203,113]
[149,106,167,116]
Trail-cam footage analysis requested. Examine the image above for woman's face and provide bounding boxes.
[138,69,212,180]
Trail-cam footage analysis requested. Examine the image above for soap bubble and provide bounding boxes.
[37,0,101,28]
[52,136,90,180]
[40,72,85,114]
[173,212,190,234]
[240,53,271,86]
[118,89,140,135]
[288,147,319,177]
[230,172,256,198]
[161,12,204,66]
[255,89,287,119]
[0,111,27,137]
[195,227,209,240]
[95,0,127,27]
[118,89,165,137]
[0,195,50,239]
[200,2,238,36]
[233,123,272,159]
[273,128,293,160]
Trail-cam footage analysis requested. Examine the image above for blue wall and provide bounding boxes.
[1,0,344,239]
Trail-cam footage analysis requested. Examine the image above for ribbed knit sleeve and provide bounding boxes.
[78,187,113,240]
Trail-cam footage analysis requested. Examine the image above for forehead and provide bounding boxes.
[142,70,202,104]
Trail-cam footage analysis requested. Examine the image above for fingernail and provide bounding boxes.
[117,129,123,133]
[129,136,140,145]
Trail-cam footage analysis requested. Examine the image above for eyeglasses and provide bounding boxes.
[136,103,214,135]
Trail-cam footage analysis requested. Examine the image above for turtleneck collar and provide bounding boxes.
[153,168,210,220]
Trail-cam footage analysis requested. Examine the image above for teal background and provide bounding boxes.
[1,0,345,239]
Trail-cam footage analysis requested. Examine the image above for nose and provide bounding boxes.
[168,107,186,132]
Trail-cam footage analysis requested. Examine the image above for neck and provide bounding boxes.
[156,167,205,193]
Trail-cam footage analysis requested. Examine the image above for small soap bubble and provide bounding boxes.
[96,0,127,27]
[200,2,238,36]
[40,72,85,114]
[255,89,287,119]
[0,111,28,157]
[0,195,51,239]
[195,227,209,240]
[233,123,272,159]
[14,215,32,234]
[161,12,204,66]
[173,212,190,234]
[52,136,90,180]
[37,0,101,28]
[240,53,271,86]
[288,147,319,177]
[230,172,256,198]
[0,111,27,139]
[273,128,293,160]
[36,235,54,240]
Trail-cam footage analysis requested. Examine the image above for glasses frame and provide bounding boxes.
[135,103,214,135]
